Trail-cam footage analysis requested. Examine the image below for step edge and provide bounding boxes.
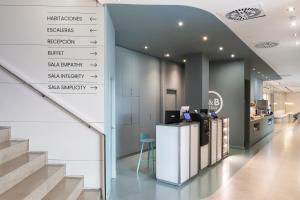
[24,164,66,200]
[0,140,29,164]
[0,152,47,194]
[43,175,83,200]
[0,152,47,173]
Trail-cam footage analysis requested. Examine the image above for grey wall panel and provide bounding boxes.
[185,53,209,112]
[250,72,264,102]
[210,60,245,148]
[160,60,185,122]
[202,55,210,109]
[116,46,160,157]
[139,53,161,140]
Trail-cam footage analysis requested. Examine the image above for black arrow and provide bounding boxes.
[90,29,97,32]
[90,86,98,90]
[90,52,98,56]
[90,63,98,67]
[90,40,98,44]
[90,17,97,21]
[90,75,98,78]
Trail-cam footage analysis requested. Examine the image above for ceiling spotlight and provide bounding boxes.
[219,46,224,51]
[144,46,149,50]
[291,20,297,27]
[288,7,295,12]
[252,68,256,71]
[296,41,300,45]
[257,71,261,74]
[293,33,297,37]
[203,36,208,41]
[183,59,186,63]
[164,53,170,57]
[178,21,184,27]
[230,54,235,58]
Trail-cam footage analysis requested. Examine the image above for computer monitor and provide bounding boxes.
[183,112,192,122]
[165,111,180,124]
[200,109,208,115]
[180,106,190,117]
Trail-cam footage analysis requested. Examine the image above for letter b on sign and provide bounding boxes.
[214,99,220,106]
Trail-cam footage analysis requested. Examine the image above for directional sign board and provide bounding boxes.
[0,0,105,132]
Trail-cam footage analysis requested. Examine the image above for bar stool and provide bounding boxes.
[136,132,155,174]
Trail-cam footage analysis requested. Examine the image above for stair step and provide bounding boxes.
[0,164,65,200]
[0,140,29,165]
[78,189,101,200]
[43,177,83,200]
[0,128,10,143]
[0,152,47,194]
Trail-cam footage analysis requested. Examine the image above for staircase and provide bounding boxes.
[0,127,101,200]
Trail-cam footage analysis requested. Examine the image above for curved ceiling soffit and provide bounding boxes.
[105,2,281,80]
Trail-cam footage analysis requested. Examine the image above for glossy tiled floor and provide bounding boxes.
[109,123,288,200]
[204,122,299,200]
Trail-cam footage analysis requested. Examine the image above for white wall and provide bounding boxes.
[0,67,102,188]
[274,92,287,115]
[0,0,105,189]
[285,93,300,113]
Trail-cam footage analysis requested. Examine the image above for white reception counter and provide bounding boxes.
[156,122,199,186]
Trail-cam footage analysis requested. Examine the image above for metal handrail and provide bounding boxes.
[0,63,104,135]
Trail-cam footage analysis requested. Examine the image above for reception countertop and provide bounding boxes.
[249,115,274,146]
[157,122,200,127]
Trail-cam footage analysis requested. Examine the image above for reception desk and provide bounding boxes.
[156,122,199,186]
[249,115,274,146]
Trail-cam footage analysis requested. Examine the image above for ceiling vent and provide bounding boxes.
[225,4,266,21]
[255,42,279,48]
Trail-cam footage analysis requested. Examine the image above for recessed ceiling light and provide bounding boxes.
[183,59,186,63]
[257,71,261,74]
[296,41,300,45]
[178,21,184,27]
[291,20,297,27]
[288,7,295,12]
[164,53,170,57]
[219,46,224,51]
[230,54,235,58]
[144,46,148,50]
[203,36,208,41]
[252,67,256,71]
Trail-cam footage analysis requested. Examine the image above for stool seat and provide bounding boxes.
[140,138,155,143]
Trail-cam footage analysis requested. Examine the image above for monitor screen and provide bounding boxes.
[165,111,180,124]
[183,112,192,121]
[200,109,208,115]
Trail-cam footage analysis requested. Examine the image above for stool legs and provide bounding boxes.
[151,142,155,172]
[136,142,155,174]
[147,143,151,168]
[136,142,144,174]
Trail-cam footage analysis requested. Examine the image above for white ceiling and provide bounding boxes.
[103,0,300,90]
